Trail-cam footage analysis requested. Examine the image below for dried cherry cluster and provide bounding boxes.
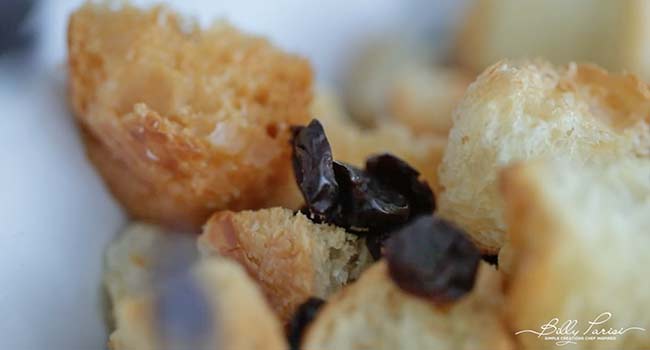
[291,119,480,304]
[292,120,434,257]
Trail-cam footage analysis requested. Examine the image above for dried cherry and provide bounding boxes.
[291,119,437,259]
[333,161,409,231]
[365,153,435,217]
[384,216,480,304]
[291,120,340,222]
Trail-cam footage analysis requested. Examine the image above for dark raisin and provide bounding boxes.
[384,216,480,304]
[333,161,409,231]
[291,119,436,248]
[481,254,499,267]
[287,297,326,350]
[291,120,341,222]
[365,153,435,217]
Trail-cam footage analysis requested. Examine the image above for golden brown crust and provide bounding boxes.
[68,3,312,230]
[198,208,371,323]
[199,210,317,322]
[303,261,514,350]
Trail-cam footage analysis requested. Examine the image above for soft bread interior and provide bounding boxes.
[198,207,372,323]
[438,60,650,253]
[501,159,650,349]
[303,261,513,350]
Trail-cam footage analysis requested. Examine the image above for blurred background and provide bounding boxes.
[1,0,470,81]
[2,0,649,349]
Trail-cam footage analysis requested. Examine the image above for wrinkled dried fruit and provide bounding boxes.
[365,154,435,217]
[333,161,409,231]
[384,216,480,304]
[291,119,435,246]
[292,120,340,222]
[287,297,326,350]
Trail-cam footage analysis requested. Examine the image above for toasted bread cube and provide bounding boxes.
[501,159,650,349]
[198,208,372,323]
[438,60,650,253]
[303,261,513,350]
[68,3,312,230]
